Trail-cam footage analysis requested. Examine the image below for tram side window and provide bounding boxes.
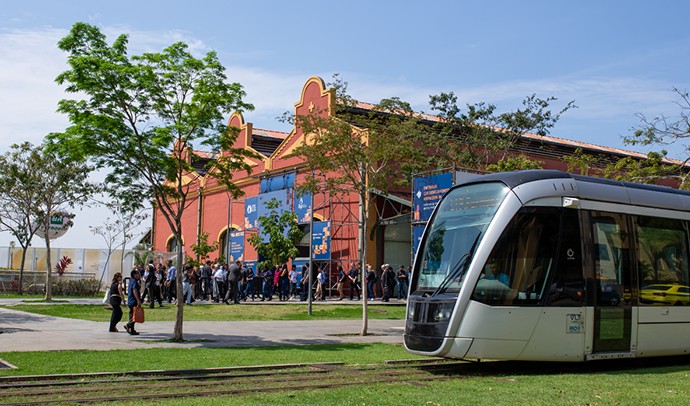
[591,214,630,306]
[473,208,560,305]
[635,216,690,306]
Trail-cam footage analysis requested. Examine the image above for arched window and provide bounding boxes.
[167,236,181,253]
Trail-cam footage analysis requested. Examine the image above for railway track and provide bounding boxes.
[3,355,688,405]
[0,359,468,405]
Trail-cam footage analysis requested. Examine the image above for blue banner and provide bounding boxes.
[244,196,258,230]
[413,172,453,222]
[412,224,426,259]
[229,231,244,262]
[294,191,312,224]
[258,189,291,243]
[312,221,331,260]
[258,189,290,216]
[260,172,295,193]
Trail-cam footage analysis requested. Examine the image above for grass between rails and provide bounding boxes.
[0,303,406,322]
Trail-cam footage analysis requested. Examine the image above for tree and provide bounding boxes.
[289,76,430,335]
[247,198,304,271]
[486,155,543,172]
[623,87,690,189]
[48,22,259,341]
[90,199,149,288]
[0,142,45,294]
[28,143,94,301]
[189,232,218,266]
[428,92,576,170]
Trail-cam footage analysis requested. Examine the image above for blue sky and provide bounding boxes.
[1,0,689,249]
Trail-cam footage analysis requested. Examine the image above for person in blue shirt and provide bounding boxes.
[166,259,177,303]
[125,268,142,335]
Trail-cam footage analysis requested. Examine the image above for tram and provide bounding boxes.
[404,170,690,361]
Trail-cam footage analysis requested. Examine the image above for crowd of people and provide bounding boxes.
[108,258,412,334]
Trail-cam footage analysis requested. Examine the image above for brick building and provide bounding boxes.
[151,76,666,275]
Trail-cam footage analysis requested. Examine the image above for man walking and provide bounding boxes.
[224,260,242,304]
[165,260,176,303]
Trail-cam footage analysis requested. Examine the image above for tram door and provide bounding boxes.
[590,212,634,354]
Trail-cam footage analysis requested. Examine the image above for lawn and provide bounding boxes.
[1,303,406,322]
[1,344,688,405]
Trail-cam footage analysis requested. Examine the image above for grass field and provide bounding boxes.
[1,344,688,405]
[0,303,406,322]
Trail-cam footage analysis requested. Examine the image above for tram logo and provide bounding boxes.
[566,313,584,334]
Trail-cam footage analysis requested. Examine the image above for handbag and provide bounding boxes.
[133,306,145,323]
[102,288,110,304]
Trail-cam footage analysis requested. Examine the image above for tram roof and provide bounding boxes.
[460,170,690,199]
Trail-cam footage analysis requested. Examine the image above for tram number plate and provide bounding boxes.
[566,313,584,334]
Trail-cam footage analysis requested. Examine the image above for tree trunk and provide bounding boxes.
[18,246,28,295]
[359,188,369,336]
[44,235,52,301]
[172,230,184,341]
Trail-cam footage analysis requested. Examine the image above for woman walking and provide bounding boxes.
[108,273,124,332]
[125,269,142,335]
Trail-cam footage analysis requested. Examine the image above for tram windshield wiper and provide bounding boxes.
[432,234,480,297]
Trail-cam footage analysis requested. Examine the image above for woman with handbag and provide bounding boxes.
[108,273,124,332]
[125,268,142,335]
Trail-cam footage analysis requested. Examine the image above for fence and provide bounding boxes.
[0,270,97,294]
[0,246,176,293]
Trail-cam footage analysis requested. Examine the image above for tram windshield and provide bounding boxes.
[415,182,510,293]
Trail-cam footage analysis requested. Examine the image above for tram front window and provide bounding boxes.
[415,182,509,294]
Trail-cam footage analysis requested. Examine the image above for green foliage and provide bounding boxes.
[290,75,432,198]
[486,155,543,172]
[247,198,304,270]
[48,21,258,246]
[428,92,576,169]
[0,142,44,254]
[48,22,260,339]
[24,278,102,296]
[563,147,600,175]
[603,151,682,186]
[189,232,218,265]
[620,88,690,188]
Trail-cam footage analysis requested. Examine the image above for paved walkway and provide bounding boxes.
[0,298,406,353]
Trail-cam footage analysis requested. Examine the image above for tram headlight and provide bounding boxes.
[433,306,452,322]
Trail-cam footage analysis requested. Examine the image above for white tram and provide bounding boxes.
[404,170,690,361]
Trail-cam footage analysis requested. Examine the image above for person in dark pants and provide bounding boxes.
[148,265,164,308]
[125,269,142,335]
[261,267,273,301]
[224,260,242,304]
[108,273,124,332]
[200,260,213,300]
[299,265,310,301]
[396,265,408,299]
[243,267,255,301]
[382,265,395,302]
[348,263,361,300]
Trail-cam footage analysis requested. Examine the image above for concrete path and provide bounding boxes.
[0,299,406,353]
